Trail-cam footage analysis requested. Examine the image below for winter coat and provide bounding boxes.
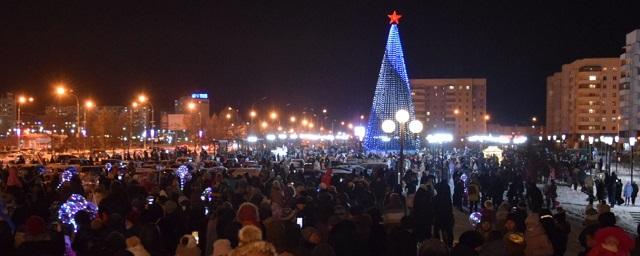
[468,182,481,202]
[587,227,634,256]
[624,183,633,198]
[523,214,553,256]
[632,183,639,198]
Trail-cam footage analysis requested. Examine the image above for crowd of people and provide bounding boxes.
[0,144,639,256]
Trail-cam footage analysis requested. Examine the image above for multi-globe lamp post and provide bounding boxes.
[187,102,202,150]
[381,109,423,187]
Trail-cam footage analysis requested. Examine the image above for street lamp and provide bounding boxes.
[55,84,81,138]
[83,100,95,149]
[290,116,296,123]
[16,95,34,151]
[137,94,155,148]
[187,102,202,150]
[381,109,423,187]
[270,112,277,120]
[631,137,637,183]
[588,136,594,175]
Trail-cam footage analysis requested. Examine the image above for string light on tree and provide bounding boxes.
[363,10,419,151]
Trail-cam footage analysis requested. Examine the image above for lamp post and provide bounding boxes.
[16,95,34,151]
[137,94,155,149]
[188,102,202,151]
[55,85,81,138]
[615,136,620,174]
[630,137,637,183]
[588,136,594,175]
[381,109,423,188]
[83,100,95,151]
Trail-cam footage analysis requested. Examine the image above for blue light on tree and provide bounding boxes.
[363,11,420,152]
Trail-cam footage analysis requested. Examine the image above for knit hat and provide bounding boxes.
[237,202,260,226]
[212,239,231,256]
[238,225,263,245]
[302,227,319,242]
[26,215,45,236]
[280,208,296,221]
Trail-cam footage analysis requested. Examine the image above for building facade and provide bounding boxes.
[546,58,621,137]
[620,29,640,138]
[410,78,487,138]
[174,93,210,129]
[0,93,15,136]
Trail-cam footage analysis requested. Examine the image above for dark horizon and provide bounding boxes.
[2,1,640,125]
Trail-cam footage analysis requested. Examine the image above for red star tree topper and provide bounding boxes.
[388,10,402,24]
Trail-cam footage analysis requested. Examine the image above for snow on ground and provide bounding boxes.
[555,183,640,233]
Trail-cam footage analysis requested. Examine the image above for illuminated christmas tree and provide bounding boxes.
[364,11,420,152]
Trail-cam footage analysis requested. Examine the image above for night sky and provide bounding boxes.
[2,1,640,125]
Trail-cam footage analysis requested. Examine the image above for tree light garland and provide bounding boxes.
[363,20,419,151]
[177,165,191,191]
[58,194,98,232]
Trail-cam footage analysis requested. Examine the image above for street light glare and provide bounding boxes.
[395,109,409,123]
[132,102,139,108]
[270,112,278,120]
[187,102,196,110]
[290,116,296,122]
[18,96,27,103]
[85,100,95,108]
[408,120,424,133]
[261,121,268,128]
[138,94,148,103]
[250,110,257,118]
[55,86,66,95]
[381,120,396,133]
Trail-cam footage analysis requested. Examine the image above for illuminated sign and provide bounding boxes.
[191,93,208,99]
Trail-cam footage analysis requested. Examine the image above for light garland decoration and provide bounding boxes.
[201,187,213,215]
[363,12,419,152]
[105,163,112,172]
[177,165,191,191]
[58,194,98,232]
[469,212,482,227]
[57,167,77,190]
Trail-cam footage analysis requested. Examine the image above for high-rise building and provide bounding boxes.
[363,12,419,151]
[620,29,640,138]
[0,92,16,136]
[410,78,487,138]
[174,92,210,130]
[546,58,621,137]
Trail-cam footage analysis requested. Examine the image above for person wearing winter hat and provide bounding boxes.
[229,225,278,256]
[587,226,634,256]
[583,207,599,227]
[236,202,260,227]
[523,213,553,256]
[302,226,335,256]
[126,236,150,256]
[212,239,232,256]
[176,234,201,256]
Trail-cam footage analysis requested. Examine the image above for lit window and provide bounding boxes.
[589,84,596,89]
[466,86,470,90]
[426,111,430,116]
[588,109,594,114]
[449,85,455,90]
[589,75,597,81]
